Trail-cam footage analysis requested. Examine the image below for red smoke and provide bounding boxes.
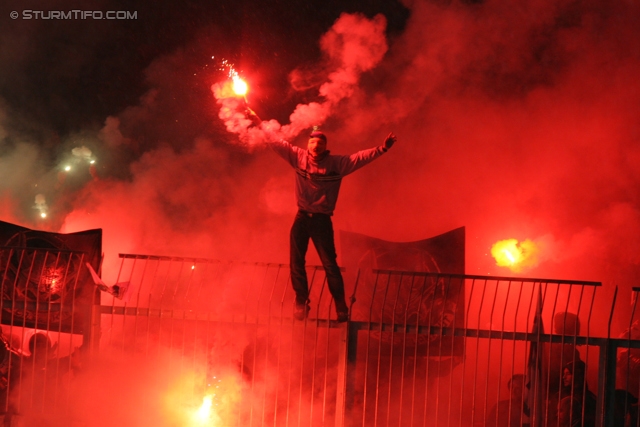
[0,0,636,331]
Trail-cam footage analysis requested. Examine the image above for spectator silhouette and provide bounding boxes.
[558,359,596,427]
[543,312,583,427]
[487,373,530,427]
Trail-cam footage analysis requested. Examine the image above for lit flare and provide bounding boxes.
[232,75,248,97]
[491,238,539,272]
[193,395,213,424]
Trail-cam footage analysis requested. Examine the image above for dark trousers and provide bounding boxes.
[290,211,347,312]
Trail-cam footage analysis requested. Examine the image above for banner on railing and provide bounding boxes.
[340,226,465,357]
[0,220,101,334]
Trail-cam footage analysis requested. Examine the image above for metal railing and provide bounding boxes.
[1,250,640,427]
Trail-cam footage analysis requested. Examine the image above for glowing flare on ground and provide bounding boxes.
[491,238,539,272]
[193,395,214,424]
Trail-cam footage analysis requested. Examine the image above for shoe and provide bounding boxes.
[294,303,310,321]
[335,300,349,323]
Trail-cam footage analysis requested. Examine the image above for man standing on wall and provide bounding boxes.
[248,109,397,322]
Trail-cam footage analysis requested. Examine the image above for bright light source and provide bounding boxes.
[89,160,96,164]
[64,166,71,172]
[491,238,539,272]
[40,213,47,218]
[194,395,213,424]
[232,75,248,96]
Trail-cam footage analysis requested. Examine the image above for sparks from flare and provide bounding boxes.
[213,56,249,100]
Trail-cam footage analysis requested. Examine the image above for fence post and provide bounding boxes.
[335,321,359,427]
[596,340,618,427]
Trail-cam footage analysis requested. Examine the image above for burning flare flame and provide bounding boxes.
[193,395,214,424]
[232,75,248,96]
[491,238,539,272]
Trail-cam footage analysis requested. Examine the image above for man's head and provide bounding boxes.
[308,129,327,159]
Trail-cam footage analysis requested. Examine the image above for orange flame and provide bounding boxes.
[491,238,539,272]
[232,75,248,97]
[193,395,214,424]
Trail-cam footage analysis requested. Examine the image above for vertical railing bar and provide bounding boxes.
[60,252,84,411]
[397,274,417,427]
[422,272,441,427]
[424,271,443,427]
[158,259,173,352]
[189,261,208,380]
[158,259,177,371]
[459,278,478,427]
[319,276,332,426]
[68,253,85,414]
[541,282,552,427]
[173,260,189,376]
[633,291,640,427]
[527,282,539,427]
[109,256,129,349]
[180,262,196,377]
[181,259,198,302]
[0,248,13,413]
[285,270,298,427]
[296,266,319,427]
[624,289,640,427]
[460,279,477,425]
[131,258,150,359]
[142,260,161,357]
[248,262,267,427]
[11,249,29,413]
[385,271,404,427]
[410,274,428,427]
[348,269,361,315]
[336,267,360,427]
[444,275,458,427]
[322,295,331,427]
[558,284,577,427]
[309,275,328,427]
[495,280,514,427]
[32,250,48,411]
[571,284,587,427]
[435,273,452,427]
[470,279,489,427]
[275,268,290,427]
[252,262,271,427]
[374,272,392,427]
[544,281,560,427]
[47,251,64,409]
[481,277,501,427]
[582,284,596,426]
[263,265,281,427]
[603,286,618,427]
[362,271,381,427]
[510,280,526,427]
[144,259,161,358]
[125,256,145,355]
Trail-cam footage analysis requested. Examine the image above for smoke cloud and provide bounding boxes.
[212,13,389,145]
[0,0,639,364]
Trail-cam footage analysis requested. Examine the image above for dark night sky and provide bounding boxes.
[1,0,640,328]
[0,0,409,139]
